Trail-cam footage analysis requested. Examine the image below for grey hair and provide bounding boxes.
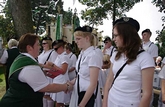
[8,39,18,49]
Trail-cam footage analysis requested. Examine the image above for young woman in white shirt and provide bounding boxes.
[38,37,58,107]
[69,26,102,107]
[44,40,70,107]
[102,17,155,107]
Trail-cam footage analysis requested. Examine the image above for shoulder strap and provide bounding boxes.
[77,55,98,99]
[149,42,154,47]
[110,47,115,57]
[111,50,144,87]
[44,50,54,64]
[69,53,73,58]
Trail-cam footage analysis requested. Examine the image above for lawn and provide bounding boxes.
[0,65,6,99]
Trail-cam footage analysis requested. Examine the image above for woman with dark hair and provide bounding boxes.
[44,40,70,107]
[65,43,77,81]
[102,17,155,107]
[0,33,73,107]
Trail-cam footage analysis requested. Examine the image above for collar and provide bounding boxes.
[81,46,94,56]
[21,53,38,62]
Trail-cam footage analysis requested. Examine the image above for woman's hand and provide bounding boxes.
[65,81,73,93]
[70,78,76,85]
[44,61,54,69]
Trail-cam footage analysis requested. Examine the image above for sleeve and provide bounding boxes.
[150,44,158,58]
[139,52,155,70]
[159,66,165,79]
[0,50,8,64]
[61,55,69,65]
[110,51,117,64]
[18,65,49,92]
[88,52,102,69]
[162,57,165,65]
[49,51,58,62]
[71,54,77,68]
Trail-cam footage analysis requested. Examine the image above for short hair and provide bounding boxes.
[8,39,18,49]
[142,29,152,35]
[104,37,111,43]
[18,33,39,53]
[65,43,73,52]
[52,39,66,49]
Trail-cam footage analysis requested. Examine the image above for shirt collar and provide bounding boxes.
[21,53,38,62]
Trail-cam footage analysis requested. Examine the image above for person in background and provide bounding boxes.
[0,33,73,107]
[155,56,162,70]
[44,40,70,107]
[142,28,158,61]
[69,26,103,107]
[158,65,165,107]
[161,57,165,67]
[102,17,155,107]
[65,43,77,81]
[102,37,115,59]
[38,37,58,107]
[142,29,158,107]
[0,39,20,91]
[101,37,116,87]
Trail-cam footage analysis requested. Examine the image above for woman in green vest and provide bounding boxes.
[0,33,73,107]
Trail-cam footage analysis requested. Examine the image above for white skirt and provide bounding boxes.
[45,76,53,95]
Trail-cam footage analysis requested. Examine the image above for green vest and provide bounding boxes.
[0,54,44,107]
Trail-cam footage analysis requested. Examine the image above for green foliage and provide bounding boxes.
[78,0,141,26]
[156,30,165,57]
[0,15,16,44]
[63,8,73,25]
[152,0,165,57]
[0,1,16,44]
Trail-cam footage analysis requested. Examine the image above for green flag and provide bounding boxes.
[56,14,63,40]
[72,14,80,41]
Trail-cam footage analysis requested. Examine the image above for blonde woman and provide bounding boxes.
[69,26,102,107]
[38,37,58,107]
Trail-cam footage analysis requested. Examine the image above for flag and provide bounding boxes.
[55,14,63,40]
[72,14,80,41]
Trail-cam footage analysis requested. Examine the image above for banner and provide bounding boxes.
[72,14,80,41]
[55,14,63,40]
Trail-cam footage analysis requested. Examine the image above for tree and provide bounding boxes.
[78,0,142,27]
[152,0,165,56]
[0,1,16,44]
[8,0,34,38]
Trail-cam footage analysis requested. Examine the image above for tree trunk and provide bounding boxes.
[8,0,34,39]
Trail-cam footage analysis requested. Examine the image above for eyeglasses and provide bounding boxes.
[42,43,47,45]
[104,41,108,44]
[54,47,59,51]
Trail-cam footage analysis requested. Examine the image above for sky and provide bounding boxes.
[63,0,164,43]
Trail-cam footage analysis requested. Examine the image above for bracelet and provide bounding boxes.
[66,82,70,91]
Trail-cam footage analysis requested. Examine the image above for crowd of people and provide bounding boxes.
[0,16,164,107]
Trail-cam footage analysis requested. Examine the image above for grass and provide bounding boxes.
[0,65,6,99]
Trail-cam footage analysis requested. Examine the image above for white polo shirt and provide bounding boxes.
[108,51,155,106]
[19,53,49,92]
[142,41,158,58]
